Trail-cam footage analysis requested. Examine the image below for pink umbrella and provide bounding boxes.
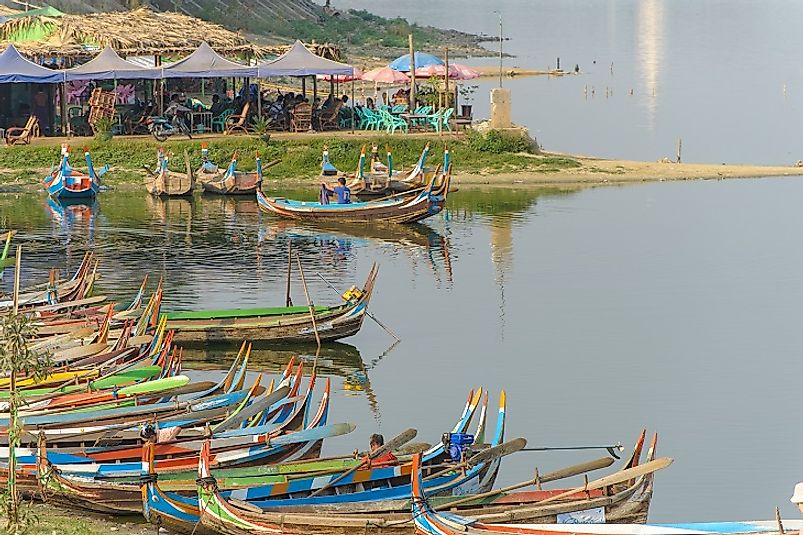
[360,66,410,84]
[416,63,481,80]
[319,68,363,83]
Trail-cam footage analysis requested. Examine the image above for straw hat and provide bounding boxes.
[790,482,803,504]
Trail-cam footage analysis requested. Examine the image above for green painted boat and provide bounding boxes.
[162,264,379,345]
[117,375,190,396]
[0,366,164,399]
[0,231,13,269]
[164,306,330,322]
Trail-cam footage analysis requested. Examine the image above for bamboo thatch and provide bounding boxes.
[0,8,342,62]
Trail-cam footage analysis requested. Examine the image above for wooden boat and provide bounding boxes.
[198,146,278,196]
[43,145,108,200]
[31,373,340,515]
[412,433,669,535]
[139,388,495,534]
[144,148,195,197]
[163,263,377,345]
[0,252,98,312]
[258,152,451,224]
[348,144,434,201]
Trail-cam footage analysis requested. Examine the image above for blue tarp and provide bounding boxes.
[257,40,353,78]
[389,52,444,72]
[0,44,64,83]
[65,46,161,81]
[161,41,256,79]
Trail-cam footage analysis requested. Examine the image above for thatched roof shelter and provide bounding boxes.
[0,8,253,61]
[0,8,342,63]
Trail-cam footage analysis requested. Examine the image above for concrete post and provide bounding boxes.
[490,88,512,129]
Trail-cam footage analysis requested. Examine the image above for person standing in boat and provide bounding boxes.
[320,176,352,204]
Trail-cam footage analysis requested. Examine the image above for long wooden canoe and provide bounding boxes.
[163,263,378,345]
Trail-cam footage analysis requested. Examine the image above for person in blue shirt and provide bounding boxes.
[321,176,352,204]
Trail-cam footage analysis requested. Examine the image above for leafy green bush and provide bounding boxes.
[92,117,115,142]
[466,130,535,154]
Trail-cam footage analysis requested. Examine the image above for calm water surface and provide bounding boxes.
[3,180,802,522]
[332,0,803,165]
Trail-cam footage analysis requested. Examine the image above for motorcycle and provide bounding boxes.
[145,103,193,141]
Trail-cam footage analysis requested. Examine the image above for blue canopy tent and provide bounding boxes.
[388,52,444,72]
[0,45,64,83]
[0,45,65,136]
[64,46,161,81]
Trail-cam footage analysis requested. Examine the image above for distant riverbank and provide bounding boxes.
[0,132,800,193]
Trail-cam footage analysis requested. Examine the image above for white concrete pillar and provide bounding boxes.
[490,88,512,129]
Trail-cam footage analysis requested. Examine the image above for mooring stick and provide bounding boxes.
[315,272,400,342]
[295,254,320,349]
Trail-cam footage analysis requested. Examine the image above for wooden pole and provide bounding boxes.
[776,506,785,535]
[285,242,293,307]
[408,34,416,110]
[295,254,320,349]
[8,245,22,525]
[444,47,449,111]
[498,12,503,88]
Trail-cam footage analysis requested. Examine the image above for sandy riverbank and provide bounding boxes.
[453,153,803,189]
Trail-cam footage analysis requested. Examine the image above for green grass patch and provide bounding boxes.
[0,132,580,186]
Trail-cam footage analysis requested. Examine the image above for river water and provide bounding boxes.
[334,0,803,165]
[3,181,802,523]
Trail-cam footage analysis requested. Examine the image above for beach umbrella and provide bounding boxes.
[388,52,444,72]
[361,66,410,84]
[319,67,363,82]
[416,63,481,80]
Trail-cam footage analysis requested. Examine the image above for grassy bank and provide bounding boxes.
[0,131,580,190]
[1,502,152,534]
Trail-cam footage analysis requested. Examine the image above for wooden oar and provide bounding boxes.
[308,428,417,497]
[537,457,673,505]
[434,456,615,511]
[424,438,527,482]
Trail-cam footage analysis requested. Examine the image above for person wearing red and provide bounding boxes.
[361,433,398,468]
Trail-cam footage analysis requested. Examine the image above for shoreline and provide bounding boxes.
[2,155,801,194]
[450,153,803,189]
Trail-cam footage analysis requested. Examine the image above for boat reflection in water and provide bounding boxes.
[45,197,98,246]
[181,341,381,418]
[260,219,453,287]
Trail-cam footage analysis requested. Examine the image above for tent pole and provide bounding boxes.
[408,33,416,110]
[350,78,354,133]
[302,77,306,98]
[313,76,317,106]
[60,81,68,138]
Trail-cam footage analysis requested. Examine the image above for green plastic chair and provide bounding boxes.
[441,107,455,132]
[427,109,444,133]
[379,108,408,134]
[391,104,408,113]
[211,109,233,133]
[361,108,382,130]
[413,106,432,128]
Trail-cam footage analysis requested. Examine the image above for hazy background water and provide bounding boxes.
[330,0,803,165]
[3,181,803,523]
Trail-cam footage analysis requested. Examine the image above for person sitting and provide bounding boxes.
[365,97,376,110]
[321,176,351,204]
[362,434,398,468]
[210,94,225,117]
